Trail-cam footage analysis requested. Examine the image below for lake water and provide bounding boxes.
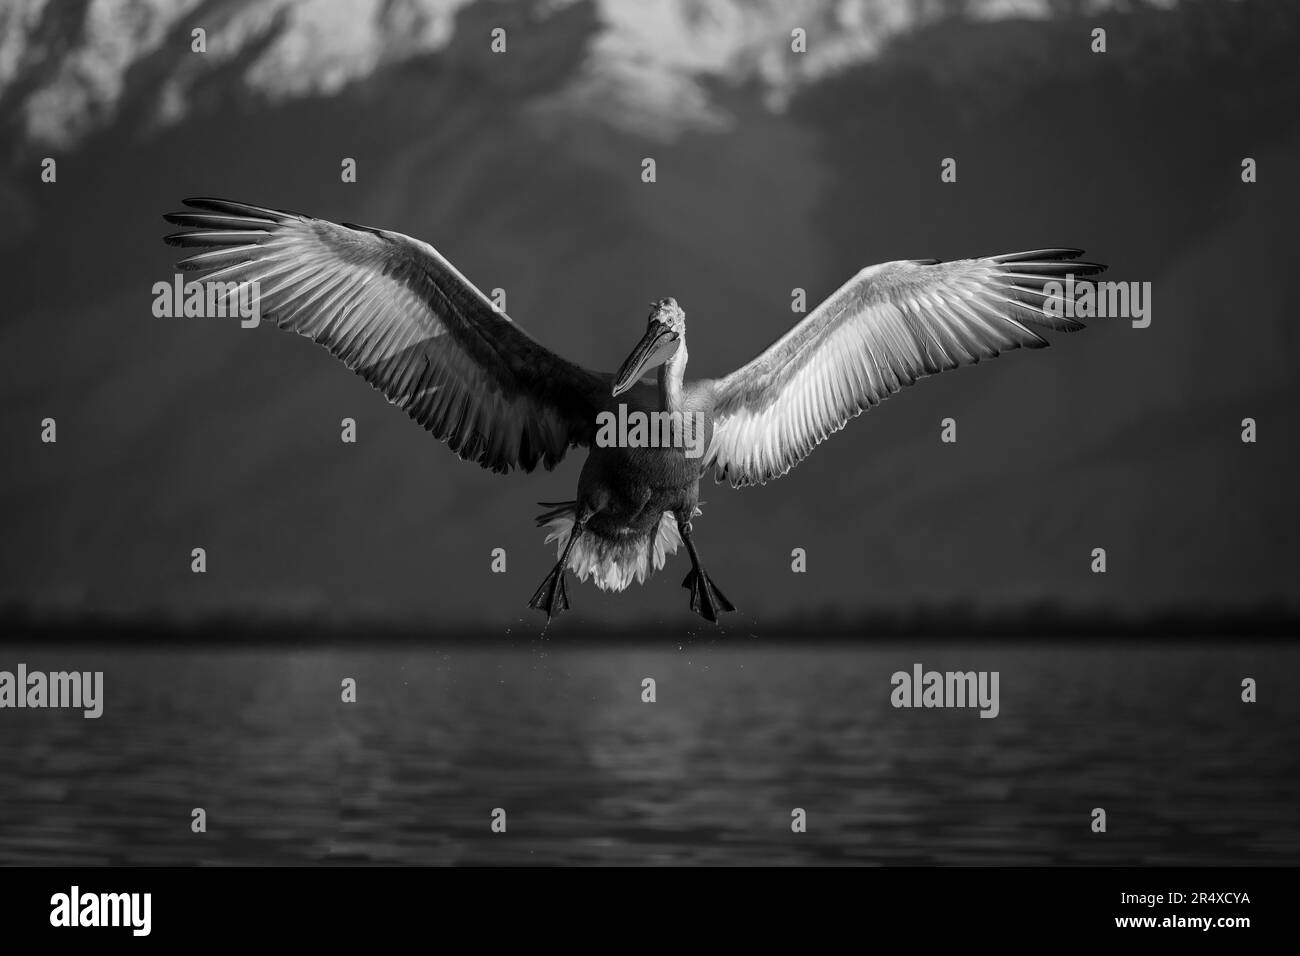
[1,642,1296,865]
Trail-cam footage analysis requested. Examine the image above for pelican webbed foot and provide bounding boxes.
[676,517,737,624]
[681,566,735,623]
[528,518,584,622]
[527,563,570,621]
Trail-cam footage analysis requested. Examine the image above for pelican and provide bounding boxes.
[163,198,1103,623]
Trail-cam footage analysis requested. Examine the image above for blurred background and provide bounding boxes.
[1,0,1297,631]
[0,0,1297,865]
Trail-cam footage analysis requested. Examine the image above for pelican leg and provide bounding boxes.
[677,517,736,624]
[529,518,585,621]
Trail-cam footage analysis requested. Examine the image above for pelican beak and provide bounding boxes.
[612,321,679,397]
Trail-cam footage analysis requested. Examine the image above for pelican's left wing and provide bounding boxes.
[704,250,1104,487]
[164,198,609,473]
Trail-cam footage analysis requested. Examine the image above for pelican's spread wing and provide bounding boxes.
[164,198,607,473]
[705,250,1105,487]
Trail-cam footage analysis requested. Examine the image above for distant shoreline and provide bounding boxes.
[1,605,1295,645]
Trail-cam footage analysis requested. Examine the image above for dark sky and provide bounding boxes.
[2,0,1297,628]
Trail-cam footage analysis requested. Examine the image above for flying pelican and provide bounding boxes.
[163,198,1103,623]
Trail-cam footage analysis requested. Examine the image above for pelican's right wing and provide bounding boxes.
[704,250,1104,487]
[164,198,608,473]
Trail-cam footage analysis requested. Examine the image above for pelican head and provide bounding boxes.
[612,298,685,397]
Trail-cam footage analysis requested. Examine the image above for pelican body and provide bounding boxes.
[536,307,731,618]
[163,198,1104,624]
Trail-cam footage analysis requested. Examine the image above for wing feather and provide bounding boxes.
[164,198,607,473]
[705,250,1104,487]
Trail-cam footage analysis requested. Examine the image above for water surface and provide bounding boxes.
[0,642,1296,865]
